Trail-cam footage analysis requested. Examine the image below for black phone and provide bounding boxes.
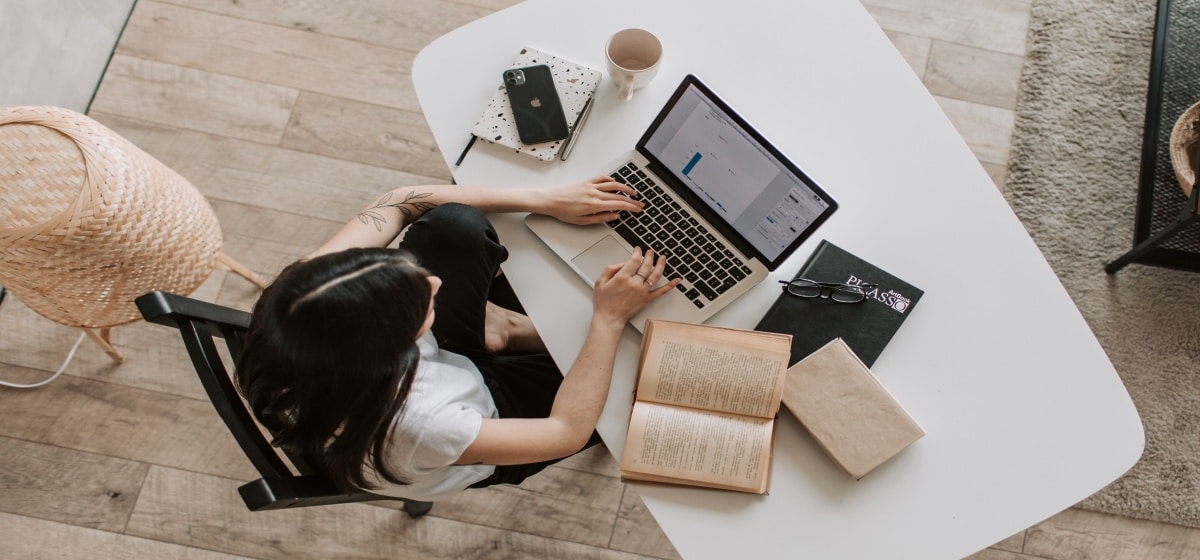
[502,65,569,144]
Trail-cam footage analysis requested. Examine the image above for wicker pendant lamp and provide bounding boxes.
[0,106,264,362]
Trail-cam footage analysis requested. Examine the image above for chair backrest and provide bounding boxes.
[135,290,400,511]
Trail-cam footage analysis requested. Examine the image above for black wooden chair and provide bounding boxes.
[135,290,432,518]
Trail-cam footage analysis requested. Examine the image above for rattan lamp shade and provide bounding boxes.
[0,106,262,361]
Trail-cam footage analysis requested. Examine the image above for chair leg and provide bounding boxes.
[83,327,124,363]
[1106,179,1200,273]
[402,500,433,519]
[216,252,266,289]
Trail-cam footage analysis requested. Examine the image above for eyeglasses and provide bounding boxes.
[778,279,877,303]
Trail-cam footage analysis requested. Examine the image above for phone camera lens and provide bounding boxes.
[504,69,525,86]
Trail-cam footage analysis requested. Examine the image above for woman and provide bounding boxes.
[235,176,679,501]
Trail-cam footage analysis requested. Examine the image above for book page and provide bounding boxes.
[637,320,790,418]
[620,401,774,493]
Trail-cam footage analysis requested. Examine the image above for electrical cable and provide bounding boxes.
[0,331,87,389]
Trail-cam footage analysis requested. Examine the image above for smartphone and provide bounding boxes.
[502,65,569,144]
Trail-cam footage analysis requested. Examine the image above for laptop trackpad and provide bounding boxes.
[571,235,632,283]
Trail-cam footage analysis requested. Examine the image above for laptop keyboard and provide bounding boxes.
[609,162,754,309]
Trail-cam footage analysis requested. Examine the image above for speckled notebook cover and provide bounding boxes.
[471,47,602,162]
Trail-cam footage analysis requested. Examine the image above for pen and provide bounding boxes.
[559,96,595,161]
[454,135,477,167]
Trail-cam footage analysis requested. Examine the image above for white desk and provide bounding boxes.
[412,1,1144,558]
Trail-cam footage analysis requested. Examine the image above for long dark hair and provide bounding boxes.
[235,248,432,491]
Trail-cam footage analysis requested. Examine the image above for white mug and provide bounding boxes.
[605,28,663,102]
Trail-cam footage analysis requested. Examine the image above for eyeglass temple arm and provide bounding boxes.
[780,279,878,288]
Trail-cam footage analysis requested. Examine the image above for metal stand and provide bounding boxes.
[1106,170,1200,273]
[1104,0,1200,273]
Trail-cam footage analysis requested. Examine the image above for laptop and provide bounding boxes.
[525,75,838,331]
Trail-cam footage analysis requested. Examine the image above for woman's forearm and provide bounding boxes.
[309,177,642,259]
[454,250,675,466]
[546,314,627,450]
[307,184,541,259]
[453,314,626,466]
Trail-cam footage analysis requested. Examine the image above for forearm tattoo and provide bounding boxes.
[357,190,438,231]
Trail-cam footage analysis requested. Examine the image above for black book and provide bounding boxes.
[755,240,923,367]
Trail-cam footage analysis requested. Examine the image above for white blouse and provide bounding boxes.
[365,331,498,501]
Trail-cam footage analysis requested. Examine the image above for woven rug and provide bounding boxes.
[1007,0,1200,527]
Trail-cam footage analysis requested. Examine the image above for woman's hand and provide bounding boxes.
[591,247,679,326]
[536,176,643,225]
[457,247,679,468]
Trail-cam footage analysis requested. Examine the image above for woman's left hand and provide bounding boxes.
[536,176,643,225]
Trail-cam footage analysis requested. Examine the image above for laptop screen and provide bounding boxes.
[639,76,836,267]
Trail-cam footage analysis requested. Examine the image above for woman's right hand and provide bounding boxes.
[591,247,679,326]
[461,247,680,468]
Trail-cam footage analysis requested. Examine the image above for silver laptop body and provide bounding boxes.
[526,75,838,331]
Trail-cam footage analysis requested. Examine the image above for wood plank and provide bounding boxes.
[197,198,345,313]
[127,466,663,560]
[884,29,934,79]
[991,529,1028,554]
[0,435,148,532]
[861,0,1032,56]
[965,549,1052,560]
[610,485,682,560]
[452,0,523,11]
[0,374,255,482]
[419,464,623,548]
[280,92,451,180]
[925,40,1024,110]
[88,112,445,223]
[0,512,252,559]
[0,274,225,400]
[934,95,1015,166]
[116,1,418,111]
[1023,507,1200,560]
[207,198,343,279]
[89,54,298,145]
[156,0,493,54]
[555,443,623,478]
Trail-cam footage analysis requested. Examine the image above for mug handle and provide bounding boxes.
[618,75,635,102]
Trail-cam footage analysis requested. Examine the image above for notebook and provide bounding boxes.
[526,75,838,331]
[782,337,924,480]
[755,239,924,366]
[471,47,602,162]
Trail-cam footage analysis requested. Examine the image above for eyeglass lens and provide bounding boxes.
[785,280,867,303]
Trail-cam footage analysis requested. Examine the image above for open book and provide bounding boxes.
[620,320,792,494]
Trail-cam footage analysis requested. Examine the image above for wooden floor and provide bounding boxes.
[1,0,1197,558]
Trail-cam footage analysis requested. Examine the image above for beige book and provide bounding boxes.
[782,338,924,480]
[620,319,792,494]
